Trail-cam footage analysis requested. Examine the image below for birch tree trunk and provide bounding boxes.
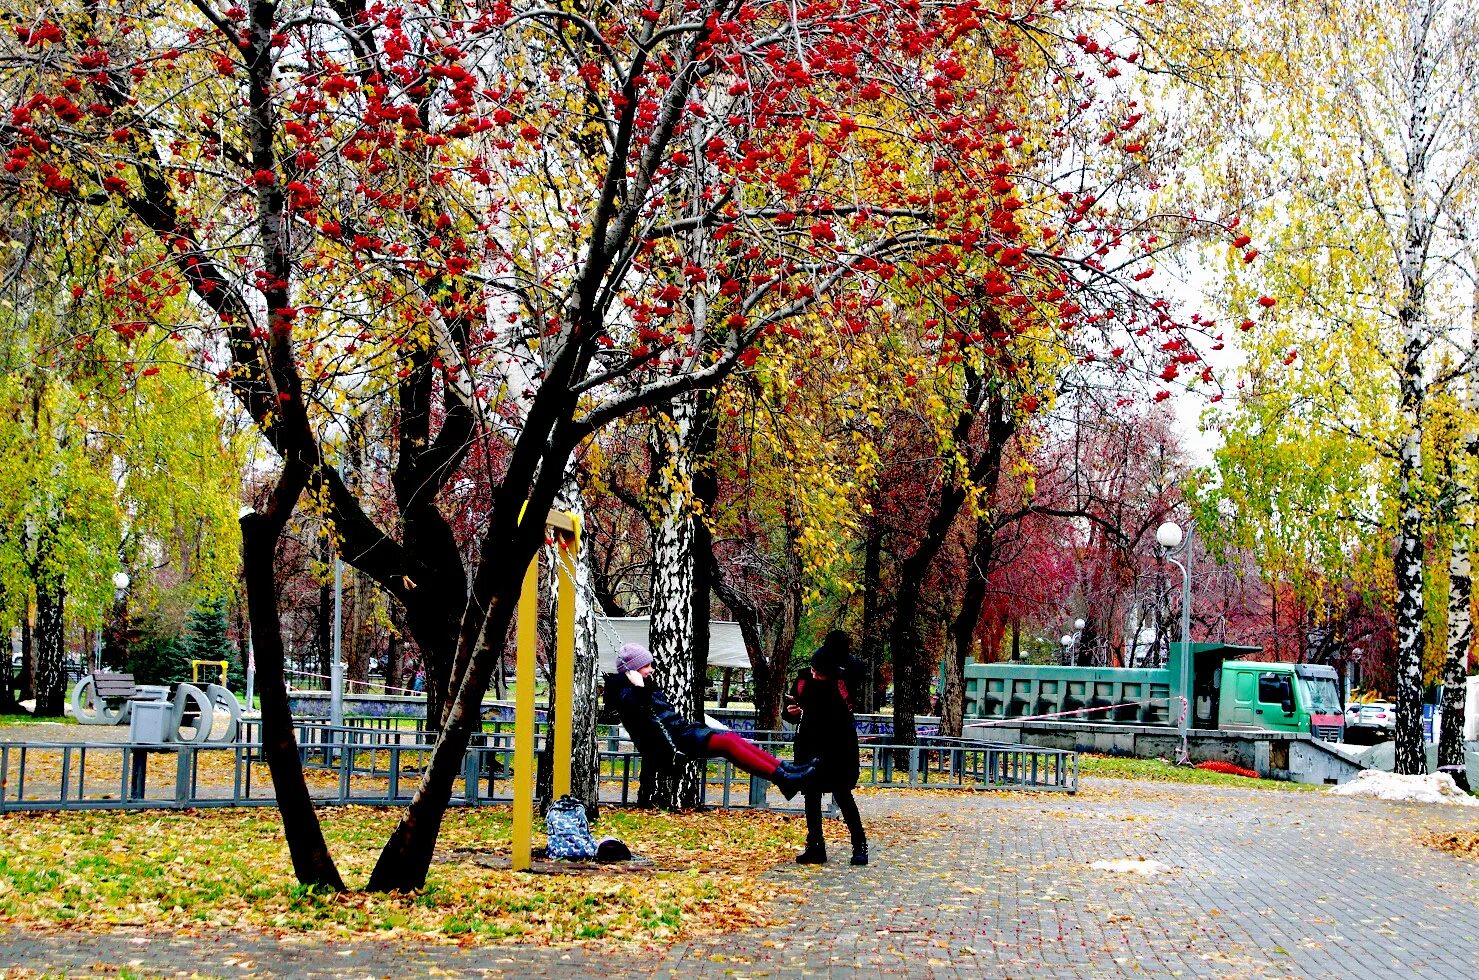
[645,393,703,808]
[1442,512,1472,769]
[1440,275,1479,769]
[1394,420,1428,774]
[1392,0,1438,776]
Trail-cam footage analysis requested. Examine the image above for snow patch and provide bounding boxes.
[1329,769,1478,806]
[1090,858,1172,875]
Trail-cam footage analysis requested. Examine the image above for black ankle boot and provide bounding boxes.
[850,844,868,866]
[796,843,827,864]
[771,760,819,801]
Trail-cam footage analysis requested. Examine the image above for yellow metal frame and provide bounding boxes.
[191,660,229,687]
[512,508,581,871]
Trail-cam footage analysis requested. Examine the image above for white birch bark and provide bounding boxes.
[1440,271,1479,769]
[1392,0,1438,777]
[646,394,702,807]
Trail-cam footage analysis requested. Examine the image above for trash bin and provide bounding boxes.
[129,699,175,744]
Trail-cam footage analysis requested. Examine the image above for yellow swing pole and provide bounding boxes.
[552,515,580,800]
[511,509,580,872]
[512,554,539,872]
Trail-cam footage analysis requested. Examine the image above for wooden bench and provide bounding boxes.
[93,672,145,701]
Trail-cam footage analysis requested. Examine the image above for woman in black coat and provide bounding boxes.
[605,643,817,800]
[786,630,868,865]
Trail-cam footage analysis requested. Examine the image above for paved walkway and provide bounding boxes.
[3,778,1477,977]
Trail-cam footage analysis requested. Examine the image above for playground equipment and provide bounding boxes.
[70,672,170,726]
[191,660,229,688]
[70,672,242,744]
[511,508,581,871]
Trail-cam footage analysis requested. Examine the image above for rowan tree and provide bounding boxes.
[2,0,1250,886]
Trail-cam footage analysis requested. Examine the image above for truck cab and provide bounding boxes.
[1217,662,1344,741]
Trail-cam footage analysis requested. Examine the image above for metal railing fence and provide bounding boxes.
[0,725,1075,813]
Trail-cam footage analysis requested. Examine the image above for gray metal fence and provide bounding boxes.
[0,723,1075,813]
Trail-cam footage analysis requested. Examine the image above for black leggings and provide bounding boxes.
[804,788,866,850]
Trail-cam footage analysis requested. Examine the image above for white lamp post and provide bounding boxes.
[1156,521,1193,750]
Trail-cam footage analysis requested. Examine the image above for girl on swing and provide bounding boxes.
[606,643,819,800]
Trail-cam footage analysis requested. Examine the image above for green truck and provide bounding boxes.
[1212,661,1345,740]
[963,642,1346,742]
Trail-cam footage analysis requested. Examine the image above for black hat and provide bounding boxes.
[595,837,633,862]
[811,630,855,677]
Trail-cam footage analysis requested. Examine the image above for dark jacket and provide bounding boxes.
[793,672,860,791]
[605,672,715,769]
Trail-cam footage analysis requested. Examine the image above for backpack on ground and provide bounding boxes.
[544,794,598,860]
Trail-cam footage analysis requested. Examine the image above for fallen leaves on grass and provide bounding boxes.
[0,805,814,947]
[1078,754,1314,790]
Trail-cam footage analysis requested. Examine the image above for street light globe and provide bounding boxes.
[111,571,130,590]
[1074,618,1086,631]
[1060,634,1073,648]
[1156,521,1184,550]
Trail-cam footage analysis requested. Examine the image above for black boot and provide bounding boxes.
[850,843,869,866]
[771,759,819,801]
[796,842,827,864]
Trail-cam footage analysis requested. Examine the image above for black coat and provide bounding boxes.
[605,672,715,769]
[793,673,860,791]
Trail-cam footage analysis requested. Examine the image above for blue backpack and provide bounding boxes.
[544,795,598,860]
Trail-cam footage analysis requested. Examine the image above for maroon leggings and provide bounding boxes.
[705,730,780,778]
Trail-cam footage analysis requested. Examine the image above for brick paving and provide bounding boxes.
[2,778,1477,977]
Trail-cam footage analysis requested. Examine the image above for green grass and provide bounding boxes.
[1077,753,1316,790]
[0,712,71,726]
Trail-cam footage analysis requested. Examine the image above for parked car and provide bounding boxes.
[1344,700,1396,744]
